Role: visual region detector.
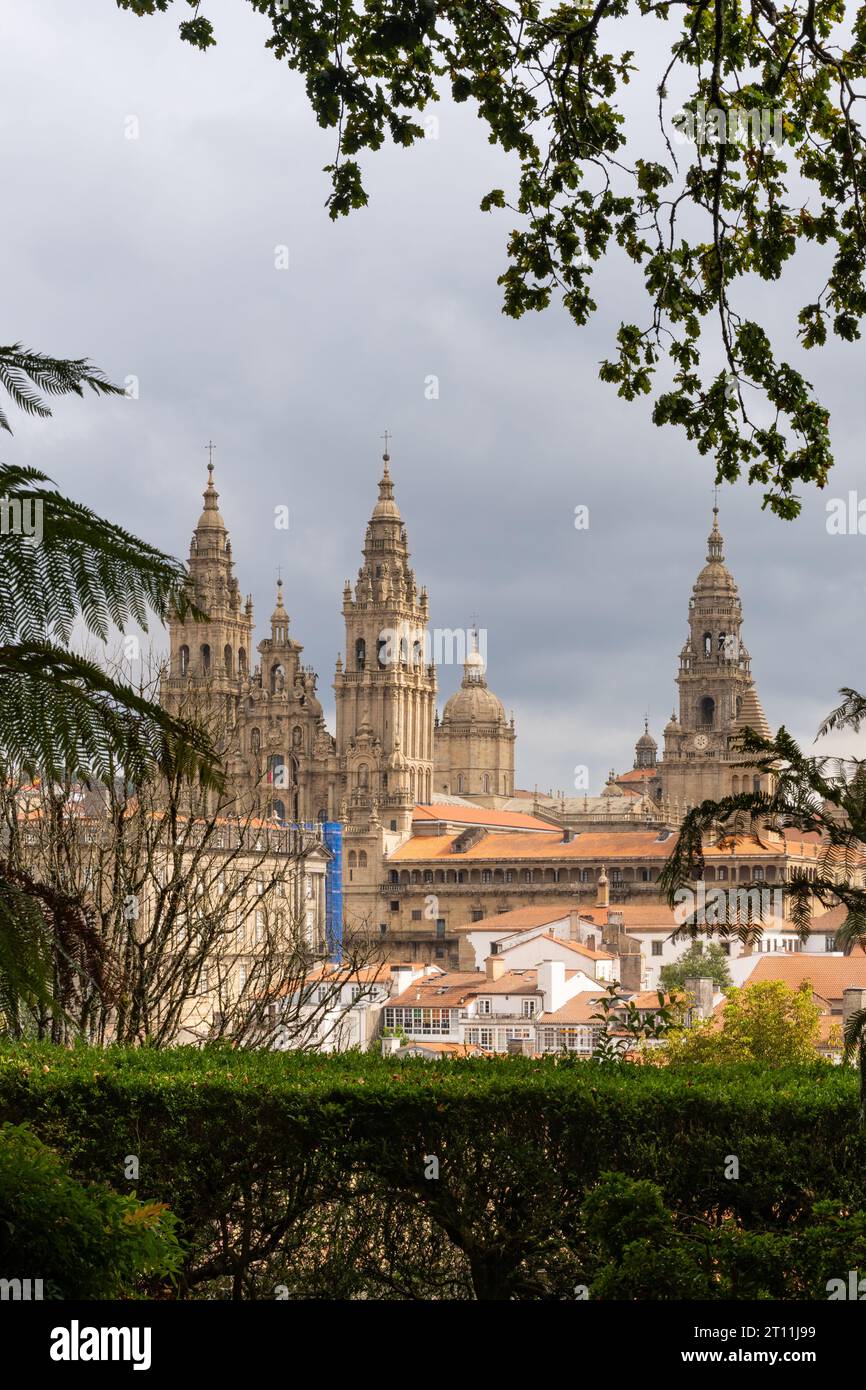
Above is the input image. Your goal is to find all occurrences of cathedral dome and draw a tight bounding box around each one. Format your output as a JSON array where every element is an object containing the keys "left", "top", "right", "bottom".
[
  {"left": 693, "top": 508, "right": 737, "bottom": 594},
  {"left": 442, "top": 679, "right": 505, "bottom": 725},
  {"left": 442, "top": 638, "right": 505, "bottom": 725},
  {"left": 371, "top": 455, "right": 401, "bottom": 520},
  {"left": 195, "top": 462, "right": 227, "bottom": 533}
]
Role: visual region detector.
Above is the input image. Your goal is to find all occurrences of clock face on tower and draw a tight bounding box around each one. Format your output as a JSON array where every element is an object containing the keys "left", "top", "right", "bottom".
[{"left": 693, "top": 733, "right": 709, "bottom": 750}]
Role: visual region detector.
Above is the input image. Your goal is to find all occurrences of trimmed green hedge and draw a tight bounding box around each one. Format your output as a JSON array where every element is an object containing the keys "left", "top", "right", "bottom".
[{"left": 0, "top": 1044, "right": 863, "bottom": 1300}]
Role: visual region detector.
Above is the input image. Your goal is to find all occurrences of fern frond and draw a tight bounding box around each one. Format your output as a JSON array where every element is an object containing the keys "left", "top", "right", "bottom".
[
  {"left": 0, "top": 343, "right": 124, "bottom": 434},
  {"left": 0, "top": 641, "right": 223, "bottom": 790}
]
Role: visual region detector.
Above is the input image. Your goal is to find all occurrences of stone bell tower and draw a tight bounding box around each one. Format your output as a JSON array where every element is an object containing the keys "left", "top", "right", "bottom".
[
  {"left": 659, "top": 506, "right": 772, "bottom": 809},
  {"left": 334, "top": 447, "right": 437, "bottom": 826},
  {"left": 162, "top": 455, "right": 254, "bottom": 729}
]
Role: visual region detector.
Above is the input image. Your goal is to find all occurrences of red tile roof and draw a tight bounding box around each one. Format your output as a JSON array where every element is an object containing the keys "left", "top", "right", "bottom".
[
  {"left": 413, "top": 804, "right": 554, "bottom": 831},
  {"left": 746, "top": 955, "right": 866, "bottom": 999},
  {"left": 452, "top": 906, "right": 573, "bottom": 933},
  {"left": 389, "top": 828, "right": 807, "bottom": 863}
]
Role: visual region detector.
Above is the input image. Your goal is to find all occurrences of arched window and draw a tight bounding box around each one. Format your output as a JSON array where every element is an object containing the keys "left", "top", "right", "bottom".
[
  {"left": 457, "top": 774, "right": 464, "bottom": 794},
  {"left": 358, "top": 851, "right": 368, "bottom": 868},
  {"left": 482, "top": 773, "right": 490, "bottom": 794},
  {"left": 224, "top": 644, "right": 232, "bottom": 675},
  {"left": 718, "top": 632, "right": 727, "bottom": 654},
  {"left": 274, "top": 799, "right": 286, "bottom": 822},
  {"left": 238, "top": 648, "right": 246, "bottom": 675},
  {"left": 356, "top": 638, "right": 365, "bottom": 671},
  {"left": 179, "top": 644, "right": 189, "bottom": 677},
  {"left": 736, "top": 695, "right": 743, "bottom": 718},
  {"left": 700, "top": 696, "right": 715, "bottom": 726},
  {"left": 377, "top": 638, "right": 388, "bottom": 668},
  {"left": 703, "top": 632, "right": 712, "bottom": 656},
  {"left": 412, "top": 639, "right": 422, "bottom": 666},
  {"left": 200, "top": 643, "right": 211, "bottom": 674},
  {"left": 348, "top": 850, "right": 357, "bottom": 868},
  {"left": 250, "top": 728, "right": 261, "bottom": 755}
]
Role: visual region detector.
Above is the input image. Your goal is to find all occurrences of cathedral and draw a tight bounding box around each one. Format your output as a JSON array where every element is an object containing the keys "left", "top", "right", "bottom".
[
  {"left": 161, "top": 448, "right": 515, "bottom": 832},
  {"left": 161, "top": 452, "right": 773, "bottom": 951}
]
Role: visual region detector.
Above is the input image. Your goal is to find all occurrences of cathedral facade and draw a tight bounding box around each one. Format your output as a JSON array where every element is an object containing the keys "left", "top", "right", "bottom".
[{"left": 161, "top": 451, "right": 515, "bottom": 841}]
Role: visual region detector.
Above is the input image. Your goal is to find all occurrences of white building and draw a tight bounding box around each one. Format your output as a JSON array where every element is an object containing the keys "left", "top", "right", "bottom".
[{"left": 273, "top": 961, "right": 425, "bottom": 1051}]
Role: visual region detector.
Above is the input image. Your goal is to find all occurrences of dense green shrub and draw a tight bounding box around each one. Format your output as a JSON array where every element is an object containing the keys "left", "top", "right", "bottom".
[
  {"left": 0, "top": 1044, "right": 862, "bottom": 1300},
  {"left": 0, "top": 1120, "right": 181, "bottom": 1298}
]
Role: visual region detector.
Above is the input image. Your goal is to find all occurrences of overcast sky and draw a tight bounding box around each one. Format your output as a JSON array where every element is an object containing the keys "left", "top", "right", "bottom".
[{"left": 3, "top": 0, "right": 865, "bottom": 793}]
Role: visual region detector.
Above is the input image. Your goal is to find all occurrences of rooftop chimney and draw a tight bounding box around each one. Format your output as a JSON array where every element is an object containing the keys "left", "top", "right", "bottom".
[
  {"left": 596, "top": 866, "right": 609, "bottom": 910},
  {"left": 485, "top": 955, "right": 506, "bottom": 981},
  {"left": 684, "top": 976, "right": 715, "bottom": 1021},
  {"left": 537, "top": 959, "right": 567, "bottom": 1014},
  {"left": 843, "top": 986, "right": 866, "bottom": 1029}
]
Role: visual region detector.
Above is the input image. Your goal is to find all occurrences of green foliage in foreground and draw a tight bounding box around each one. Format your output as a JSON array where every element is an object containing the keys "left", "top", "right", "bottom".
[
  {"left": 1, "top": 1044, "right": 863, "bottom": 1300},
  {"left": 0, "top": 1120, "right": 181, "bottom": 1298}
]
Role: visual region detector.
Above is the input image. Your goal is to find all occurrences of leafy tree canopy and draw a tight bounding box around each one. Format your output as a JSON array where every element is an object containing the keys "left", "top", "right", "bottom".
[
  {"left": 117, "top": 0, "right": 866, "bottom": 516},
  {"left": 665, "top": 978, "right": 822, "bottom": 1063},
  {"left": 660, "top": 939, "right": 733, "bottom": 991}
]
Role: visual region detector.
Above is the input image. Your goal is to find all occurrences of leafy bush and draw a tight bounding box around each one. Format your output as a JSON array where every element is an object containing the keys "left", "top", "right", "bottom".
[{"left": 0, "top": 1120, "right": 181, "bottom": 1298}]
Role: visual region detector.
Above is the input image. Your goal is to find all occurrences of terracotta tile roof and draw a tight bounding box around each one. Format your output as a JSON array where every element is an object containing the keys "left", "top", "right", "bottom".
[
  {"left": 413, "top": 804, "right": 554, "bottom": 831},
  {"left": 388, "top": 968, "right": 543, "bottom": 1008},
  {"left": 452, "top": 906, "right": 572, "bottom": 933},
  {"left": 579, "top": 904, "right": 679, "bottom": 930},
  {"left": 617, "top": 768, "right": 657, "bottom": 782},
  {"left": 537, "top": 932, "right": 615, "bottom": 961},
  {"left": 746, "top": 955, "right": 866, "bottom": 999},
  {"left": 475, "top": 971, "right": 541, "bottom": 995},
  {"left": 630, "top": 990, "right": 670, "bottom": 1009},
  {"left": 388, "top": 828, "right": 799, "bottom": 864},
  {"left": 537, "top": 994, "right": 607, "bottom": 1025},
  {"left": 806, "top": 904, "right": 854, "bottom": 933}
]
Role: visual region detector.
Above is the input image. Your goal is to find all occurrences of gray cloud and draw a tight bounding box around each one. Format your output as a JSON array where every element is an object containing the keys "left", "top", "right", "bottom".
[{"left": 3, "top": 0, "right": 865, "bottom": 794}]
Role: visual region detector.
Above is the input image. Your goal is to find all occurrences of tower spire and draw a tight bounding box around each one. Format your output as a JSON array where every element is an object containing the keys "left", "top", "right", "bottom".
[{"left": 707, "top": 498, "right": 724, "bottom": 562}]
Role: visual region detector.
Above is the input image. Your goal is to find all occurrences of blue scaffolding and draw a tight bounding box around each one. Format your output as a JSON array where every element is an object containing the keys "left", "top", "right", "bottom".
[{"left": 321, "top": 821, "right": 343, "bottom": 962}]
